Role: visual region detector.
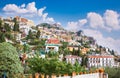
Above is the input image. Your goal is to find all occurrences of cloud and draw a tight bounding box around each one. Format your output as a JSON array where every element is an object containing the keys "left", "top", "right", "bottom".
[
  {"left": 21, "top": 4, "right": 25, "bottom": 8},
  {"left": 38, "top": 7, "right": 46, "bottom": 17},
  {"left": 66, "top": 10, "right": 120, "bottom": 32},
  {"left": 46, "top": 17, "right": 55, "bottom": 23},
  {"left": 26, "top": 2, "right": 37, "bottom": 13},
  {"left": 87, "top": 12, "right": 104, "bottom": 29},
  {"left": 104, "top": 10, "right": 120, "bottom": 30},
  {"left": 66, "top": 10, "right": 120, "bottom": 54},
  {"left": 78, "top": 19, "right": 87, "bottom": 26},
  {"left": 65, "top": 19, "right": 87, "bottom": 31},
  {"left": 83, "top": 29, "right": 120, "bottom": 54},
  {"left": 66, "top": 21, "right": 78, "bottom": 31},
  {"left": 2, "top": 2, "right": 55, "bottom": 23},
  {"left": 3, "top": 2, "right": 36, "bottom": 14}
]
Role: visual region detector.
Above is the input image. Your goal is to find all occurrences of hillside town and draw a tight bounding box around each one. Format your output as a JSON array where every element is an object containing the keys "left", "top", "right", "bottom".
[{"left": 0, "top": 16, "right": 120, "bottom": 78}]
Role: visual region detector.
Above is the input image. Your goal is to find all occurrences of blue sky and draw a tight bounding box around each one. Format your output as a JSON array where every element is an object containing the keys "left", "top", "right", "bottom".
[{"left": 0, "top": 0, "right": 120, "bottom": 54}]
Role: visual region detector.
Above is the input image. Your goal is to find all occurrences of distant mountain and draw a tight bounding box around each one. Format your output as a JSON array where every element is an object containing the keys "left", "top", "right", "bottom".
[{"left": 37, "top": 23, "right": 64, "bottom": 30}]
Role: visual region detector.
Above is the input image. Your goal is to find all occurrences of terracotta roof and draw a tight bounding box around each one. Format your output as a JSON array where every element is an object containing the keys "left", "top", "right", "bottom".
[
  {"left": 21, "top": 18, "right": 28, "bottom": 23},
  {"left": 65, "top": 55, "right": 81, "bottom": 59},
  {"left": 46, "top": 39, "right": 60, "bottom": 44},
  {"left": 88, "top": 55, "right": 114, "bottom": 58}
]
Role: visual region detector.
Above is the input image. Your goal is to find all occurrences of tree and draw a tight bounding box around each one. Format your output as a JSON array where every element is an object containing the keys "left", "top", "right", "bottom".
[
  {"left": 27, "top": 30, "right": 33, "bottom": 39},
  {"left": 27, "top": 57, "right": 74, "bottom": 75},
  {"left": 5, "top": 32, "right": 13, "bottom": 40},
  {"left": 73, "top": 61, "right": 81, "bottom": 73},
  {"left": 0, "top": 19, "right": 3, "bottom": 29},
  {"left": 36, "top": 30, "right": 40, "bottom": 39},
  {"left": 4, "top": 23, "right": 11, "bottom": 32},
  {"left": 13, "top": 18, "right": 19, "bottom": 32},
  {"left": 81, "top": 55, "right": 88, "bottom": 67},
  {"left": 0, "top": 32, "right": 5, "bottom": 43},
  {"left": 61, "top": 42, "right": 68, "bottom": 49},
  {"left": 105, "top": 67, "right": 120, "bottom": 78},
  {"left": 64, "top": 48, "right": 70, "bottom": 55},
  {"left": 0, "top": 42, "right": 23, "bottom": 77}
]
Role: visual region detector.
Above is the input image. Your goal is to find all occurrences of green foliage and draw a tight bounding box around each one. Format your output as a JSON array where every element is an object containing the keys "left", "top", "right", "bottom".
[
  {"left": 47, "top": 51, "right": 59, "bottom": 58},
  {"left": 64, "top": 48, "right": 71, "bottom": 55},
  {"left": 27, "top": 30, "right": 33, "bottom": 39},
  {"left": 36, "top": 30, "right": 40, "bottom": 39},
  {"left": 5, "top": 32, "right": 13, "bottom": 40},
  {"left": 13, "top": 18, "right": 19, "bottom": 31},
  {"left": 81, "top": 55, "right": 88, "bottom": 66},
  {"left": 105, "top": 67, "right": 120, "bottom": 78},
  {"left": 27, "top": 57, "right": 75, "bottom": 75},
  {"left": 4, "top": 23, "right": 11, "bottom": 32},
  {"left": 40, "top": 23, "right": 51, "bottom": 28},
  {"left": 0, "top": 32, "right": 6, "bottom": 43},
  {"left": 0, "top": 19, "right": 3, "bottom": 28},
  {"left": 23, "top": 43, "right": 30, "bottom": 53},
  {"left": 61, "top": 42, "right": 68, "bottom": 49},
  {"left": 73, "top": 61, "right": 81, "bottom": 73},
  {"left": 0, "top": 42, "right": 23, "bottom": 77},
  {"left": 28, "top": 39, "right": 45, "bottom": 47}
]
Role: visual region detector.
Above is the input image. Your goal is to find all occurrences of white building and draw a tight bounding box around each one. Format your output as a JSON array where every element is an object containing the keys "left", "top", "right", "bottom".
[
  {"left": 45, "top": 38, "right": 61, "bottom": 52},
  {"left": 65, "top": 55, "right": 82, "bottom": 65},
  {"left": 87, "top": 55, "right": 114, "bottom": 68},
  {"left": 19, "top": 25, "right": 31, "bottom": 35}
]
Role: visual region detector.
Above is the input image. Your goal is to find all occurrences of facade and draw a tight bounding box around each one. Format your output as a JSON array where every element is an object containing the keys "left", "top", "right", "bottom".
[
  {"left": 65, "top": 55, "right": 82, "bottom": 65},
  {"left": 45, "top": 38, "right": 61, "bottom": 52},
  {"left": 81, "top": 47, "right": 90, "bottom": 54},
  {"left": 67, "top": 46, "right": 78, "bottom": 52},
  {"left": 87, "top": 55, "right": 114, "bottom": 68}
]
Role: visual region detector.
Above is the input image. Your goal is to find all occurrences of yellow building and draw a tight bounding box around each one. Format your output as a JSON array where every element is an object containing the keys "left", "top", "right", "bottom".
[
  {"left": 81, "top": 47, "right": 90, "bottom": 54},
  {"left": 67, "top": 46, "right": 78, "bottom": 52}
]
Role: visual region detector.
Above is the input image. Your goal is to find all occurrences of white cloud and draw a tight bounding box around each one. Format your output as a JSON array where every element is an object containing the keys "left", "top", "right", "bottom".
[
  {"left": 66, "top": 21, "right": 78, "bottom": 31},
  {"left": 56, "top": 22, "right": 61, "bottom": 26},
  {"left": 26, "top": 2, "right": 37, "bottom": 13},
  {"left": 46, "top": 17, "right": 55, "bottom": 23},
  {"left": 83, "top": 29, "right": 120, "bottom": 54},
  {"left": 42, "top": 13, "right": 48, "bottom": 21},
  {"left": 66, "top": 10, "right": 120, "bottom": 53},
  {"left": 38, "top": 7, "right": 46, "bottom": 17},
  {"left": 104, "top": 10, "right": 120, "bottom": 30},
  {"left": 66, "top": 19, "right": 87, "bottom": 31},
  {"left": 66, "top": 10, "right": 120, "bottom": 32},
  {"left": 21, "top": 4, "right": 25, "bottom": 8},
  {"left": 87, "top": 12, "right": 106, "bottom": 30},
  {"left": 78, "top": 19, "right": 87, "bottom": 26},
  {"left": 2, "top": 2, "right": 55, "bottom": 24}
]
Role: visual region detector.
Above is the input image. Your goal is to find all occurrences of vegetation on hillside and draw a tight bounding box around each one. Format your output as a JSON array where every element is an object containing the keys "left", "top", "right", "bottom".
[
  {"left": 0, "top": 42, "right": 23, "bottom": 77},
  {"left": 105, "top": 67, "right": 120, "bottom": 78}
]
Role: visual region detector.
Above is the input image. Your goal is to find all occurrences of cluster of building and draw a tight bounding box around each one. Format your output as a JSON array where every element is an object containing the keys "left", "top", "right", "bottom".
[
  {"left": 0, "top": 16, "right": 36, "bottom": 41},
  {"left": 1, "top": 16, "right": 119, "bottom": 68},
  {"left": 43, "top": 38, "right": 119, "bottom": 68}
]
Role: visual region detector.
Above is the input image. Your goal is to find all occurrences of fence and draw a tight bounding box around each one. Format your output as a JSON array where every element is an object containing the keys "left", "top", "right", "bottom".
[
  {"left": 24, "top": 72, "right": 108, "bottom": 78},
  {"left": 57, "top": 73, "right": 100, "bottom": 78}
]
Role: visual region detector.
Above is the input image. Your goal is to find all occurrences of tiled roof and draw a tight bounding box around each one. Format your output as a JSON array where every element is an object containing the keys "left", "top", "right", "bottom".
[
  {"left": 88, "top": 55, "right": 114, "bottom": 58},
  {"left": 21, "top": 18, "right": 28, "bottom": 23},
  {"left": 46, "top": 38, "right": 60, "bottom": 44},
  {"left": 65, "top": 55, "right": 81, "bottom": 59}
]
